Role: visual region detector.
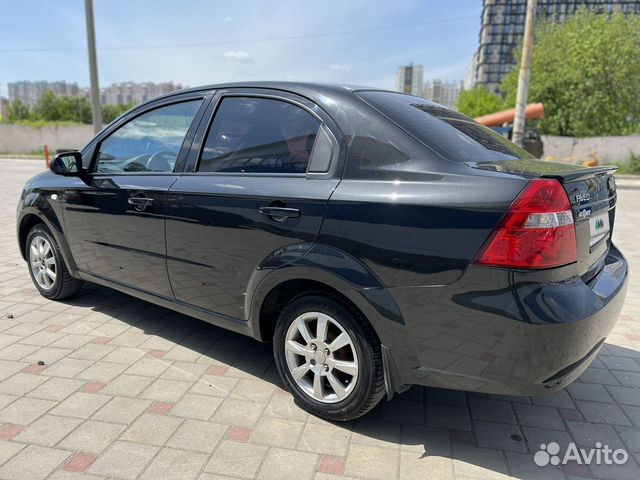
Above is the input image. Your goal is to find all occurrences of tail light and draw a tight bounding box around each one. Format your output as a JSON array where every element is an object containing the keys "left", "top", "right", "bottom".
[{"left": 474, "top": 179, "right": 577, "bottom": 269}]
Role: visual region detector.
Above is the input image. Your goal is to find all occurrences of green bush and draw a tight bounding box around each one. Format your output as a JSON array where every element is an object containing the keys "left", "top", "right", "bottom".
[
  {"left": 457, "top": 87, "right": 507, "bottom": 118},
  {"left": 9, "top": 119, "right": 83, "bottom": 128},
  {"left": 3, "top": 91, "right": 136, "bottom": 126},
  {"left": 616, "top": 154, "right": 640, "bottom": 175}
]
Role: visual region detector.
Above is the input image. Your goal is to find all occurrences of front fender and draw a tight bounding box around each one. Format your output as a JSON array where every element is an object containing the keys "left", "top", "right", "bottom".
[{"left": 17, "top": 198, "right": 78, "bottom": 275}]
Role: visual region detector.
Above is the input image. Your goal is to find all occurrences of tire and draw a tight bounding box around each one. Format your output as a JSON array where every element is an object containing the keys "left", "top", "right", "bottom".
[
  {"left": 25, "top": 224, "right": 83, "bottom": 300},
  {"left": 273, "top": 291, "right": 385, "bottom": 421}
]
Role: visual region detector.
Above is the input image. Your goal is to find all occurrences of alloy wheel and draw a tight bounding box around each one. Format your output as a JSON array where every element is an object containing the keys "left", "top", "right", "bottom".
[
  {"left": 29, "top": 236, "right": 56, "bottom": 290},
  {"left": 284, "top": 311, "right": 359, "bottom": 403}
]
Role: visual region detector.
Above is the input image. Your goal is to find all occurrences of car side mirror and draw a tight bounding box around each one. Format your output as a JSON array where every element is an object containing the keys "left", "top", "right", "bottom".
[{"left": 50, "top": 151, "right": 83, "bottom": 176}]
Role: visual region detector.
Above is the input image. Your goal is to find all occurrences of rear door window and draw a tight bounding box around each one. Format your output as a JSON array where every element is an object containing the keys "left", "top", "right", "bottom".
[
  {"left": 198, "top": 97, "right": 320, "bottom": 174},
  {"left": 356, "top": 91, "right": 534, "bottom": 163}
]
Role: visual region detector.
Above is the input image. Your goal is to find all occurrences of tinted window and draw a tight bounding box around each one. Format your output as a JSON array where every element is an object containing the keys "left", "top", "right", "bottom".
[
  {"left": 357, "top": 91, "right": 534, "bottom": 163},
  {"left": 95, "top": 100, "right": 202, "bottom": 173},
  {"left": 198, "top": 97, "right": 320, "bottom": 173}
]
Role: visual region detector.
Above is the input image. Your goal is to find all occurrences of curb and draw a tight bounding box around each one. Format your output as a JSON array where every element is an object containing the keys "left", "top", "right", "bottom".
[
  {"left": 615, "top": 175, "right": 640, "bottom": 189},
  {"left": 616, "top": 183, "right": 640, "bottom": 190}
]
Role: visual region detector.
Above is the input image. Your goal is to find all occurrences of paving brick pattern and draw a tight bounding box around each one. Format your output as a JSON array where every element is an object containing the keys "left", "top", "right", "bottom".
[{"left": 0, "top": 159, "right": 638, "bottom": 480}]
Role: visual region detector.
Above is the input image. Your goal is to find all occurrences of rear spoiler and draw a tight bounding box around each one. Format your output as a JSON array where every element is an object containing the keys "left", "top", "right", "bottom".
[
  {"left": 541, "top": 166, "right": 618, "bottom": 183},
  {"left": 466, "top": 160, "right": 618, "bottom": 183}
]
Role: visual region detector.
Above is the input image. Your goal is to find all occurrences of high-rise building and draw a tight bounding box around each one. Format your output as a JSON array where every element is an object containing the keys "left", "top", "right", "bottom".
[
  {"left": 95, "top": 82, "right": 184, "bottom": 106},
  {"left": 0, "top": 97, "right": 9, "bottom": 121},
  {"left": 8, "top": 81, "right": 80, "bottom": 107},
  {"left": 470, "top": 0, "right": 640, "bottom": 92},
  {"left": 424, "top": 80, "right": 462, "bottom": 109},
  {"left": 395, "top": 63, "right": 424, "bottom": 97},
  {"left": 464, "top": 53, "right": 479, "bottom": 91}
]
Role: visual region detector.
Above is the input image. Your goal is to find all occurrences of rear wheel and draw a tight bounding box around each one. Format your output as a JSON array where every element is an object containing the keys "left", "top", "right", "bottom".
[
  {"left": 26, "top": 224, "right": 83, "bottom": 300},
  {"left": 273, "top": 292, "right": 385, "bottom": 421}
]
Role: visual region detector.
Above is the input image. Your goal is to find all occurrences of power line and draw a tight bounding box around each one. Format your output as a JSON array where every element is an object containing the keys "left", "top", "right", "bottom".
[{"left": 0, "top": 15, "right": 477, "bottom": 53}]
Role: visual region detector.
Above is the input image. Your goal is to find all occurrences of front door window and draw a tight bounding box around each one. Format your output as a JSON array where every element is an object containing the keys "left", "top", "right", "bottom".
[{"left": 96, "top": 100, "right": 202, "bottom": 173}]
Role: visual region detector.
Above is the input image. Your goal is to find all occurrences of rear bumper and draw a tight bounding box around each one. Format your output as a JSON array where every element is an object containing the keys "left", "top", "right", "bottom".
[{"left": 381, "top": 244, "right": 628, "bottom": 396}]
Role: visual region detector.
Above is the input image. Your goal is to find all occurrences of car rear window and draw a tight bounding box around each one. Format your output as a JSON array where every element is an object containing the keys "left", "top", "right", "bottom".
[{"left": 356, "top": 91, "right": 534, "bottom": 163}]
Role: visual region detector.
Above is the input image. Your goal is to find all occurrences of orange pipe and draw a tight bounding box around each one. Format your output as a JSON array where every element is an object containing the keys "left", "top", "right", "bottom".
[
  {"left": 475, "top": 103, "right": 544, "bottom": 127},
  {"left": 44, "top": 145, "right": 50, "bottom": 168}
]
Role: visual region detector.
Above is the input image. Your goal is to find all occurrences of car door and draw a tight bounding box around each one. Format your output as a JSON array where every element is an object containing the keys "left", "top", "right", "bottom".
[
  {"left": 165, "top": 90, "right": 340, "bottom": 319},
  {"left": 63, "top": 95, "right": 208, "bottom": 297}
]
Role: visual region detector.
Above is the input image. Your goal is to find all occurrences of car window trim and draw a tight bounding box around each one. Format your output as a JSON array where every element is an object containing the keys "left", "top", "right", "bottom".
[
  {"left": 191, "top": 92, "right": 334, "bottom": 177},
  {"left": 87, "top": 94, "right": 211, "bottom": 175},
  {"left": 179, "top": 171, "right": 306, "bottom": 178}
]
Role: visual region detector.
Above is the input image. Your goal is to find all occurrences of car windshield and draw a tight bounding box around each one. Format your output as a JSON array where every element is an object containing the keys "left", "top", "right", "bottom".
[{"left": 356, "top": 91, "right": 534, "bottom": 163}]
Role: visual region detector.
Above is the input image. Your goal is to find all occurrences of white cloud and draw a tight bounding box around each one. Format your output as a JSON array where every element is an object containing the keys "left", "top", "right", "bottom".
[
  {"left": 329, "top": 63, "right": 352, "bottom": 72},
  {"left": 221, "top": 51, "right": 253, "bottom": 63},
  {"left": 223, "top": 16, "right": 233, "bottom": 23}
]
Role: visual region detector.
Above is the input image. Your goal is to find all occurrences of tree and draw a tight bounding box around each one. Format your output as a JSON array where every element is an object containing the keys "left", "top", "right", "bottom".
[
  {"left": 34, "top": 90, "right": 60, "bottom": 121},
  {"left": 7, "top": 98, "right": 30, "bottom": 121},
  {"left": 57, "top": 96, "right": 92, "bottom": 123},
  {"left": 102, "top": 103, "right": 135, "bottom": 124},
  {"left": 457, "top": 87, "right": 506, "bottom": 118},
  {"left": 501, "top": 10, "right": 640, "bottom": 137},
  {"left": 4, "top": 92, "right": 134, "bottom": 124}
]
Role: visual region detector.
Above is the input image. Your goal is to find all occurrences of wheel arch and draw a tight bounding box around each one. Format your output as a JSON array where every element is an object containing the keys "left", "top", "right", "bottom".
[
  {"left": 18, "top": 207, "right": 78, "bottom": 274},
  {"left": 18, "top": 213, "right": 43, "bottom": 260},
  {"left": 256, "top": 278, "right": 362, "bottom": 343},
  {"left": 248, "top": 263, "right": 405, "bottom": 345}
]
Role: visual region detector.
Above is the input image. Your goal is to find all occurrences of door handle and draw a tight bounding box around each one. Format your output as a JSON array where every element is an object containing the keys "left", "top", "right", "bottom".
[
  {"left": 128, "top": 197, "right": 154, "bottom": 206},
  {"left": 128, "top": 196, "right": 154, "bottom": 212},
  {"left": 259, "top": 206, "right": 301, "bottom": 221}
]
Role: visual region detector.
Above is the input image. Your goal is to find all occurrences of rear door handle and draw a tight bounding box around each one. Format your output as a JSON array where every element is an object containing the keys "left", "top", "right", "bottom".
[
  {"left": 128, "top": 196, "right": 154, "bottom": 211},
  {"left": 128, "top": 197, "right": 154, "bottom": 206},
  {"left": 259, "top": 206, "right": 301, "bottom": 221}
]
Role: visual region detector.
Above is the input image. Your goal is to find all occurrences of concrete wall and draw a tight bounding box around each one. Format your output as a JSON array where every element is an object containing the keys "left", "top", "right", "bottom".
[
  {"left": 542, "top": 134, "right": 640, "bottom": 164},
  {"left": 0, "top": 124, "right": 94, "bottom": 153},
  {"left": 1, "top": 124, "right": 639, "bottom": 164}
]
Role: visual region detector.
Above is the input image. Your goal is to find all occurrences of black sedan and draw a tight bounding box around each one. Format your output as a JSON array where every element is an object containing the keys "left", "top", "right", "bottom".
[{"left": 17, "top": 82, "right": 627, "bottom": 421}]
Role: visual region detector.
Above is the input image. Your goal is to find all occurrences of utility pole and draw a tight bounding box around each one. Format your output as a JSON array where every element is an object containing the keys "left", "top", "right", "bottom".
[
  {"left": 512, "top": 0, "right": 537, "bottom": 148},
  {"left": 85, "top": 0, "right": 102, "bottom": 133}
]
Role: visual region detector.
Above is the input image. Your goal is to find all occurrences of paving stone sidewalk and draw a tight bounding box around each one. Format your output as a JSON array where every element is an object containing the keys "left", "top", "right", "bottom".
[{"left": 0, "top": 158, "right": 638, "bottom": 480}]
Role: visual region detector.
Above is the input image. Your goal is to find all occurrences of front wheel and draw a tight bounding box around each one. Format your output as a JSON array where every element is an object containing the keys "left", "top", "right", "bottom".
[
  {"left": 26, "top": 224, "right": 83, "bottom": 300},
  {"left": 273, "top": 292, "right": 385, "bottom": 421}
]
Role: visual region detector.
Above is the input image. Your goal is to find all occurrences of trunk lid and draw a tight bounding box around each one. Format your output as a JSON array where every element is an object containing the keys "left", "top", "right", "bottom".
[{"left": 468, "top": 159, "right": 617, "bottom": 279}]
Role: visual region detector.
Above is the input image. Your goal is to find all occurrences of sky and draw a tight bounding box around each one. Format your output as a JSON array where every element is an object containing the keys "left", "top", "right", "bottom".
[{"left": 0, "top": 0, "right": 482, "bottom": 91}]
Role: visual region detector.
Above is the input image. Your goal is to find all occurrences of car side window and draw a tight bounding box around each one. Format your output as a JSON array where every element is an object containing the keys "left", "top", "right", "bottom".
[
  {"left": 95, "top": 100, "right": 202, "bottom": 174},
  {"left": 198, "top": 97, "right": 320, "bottom": 174}
]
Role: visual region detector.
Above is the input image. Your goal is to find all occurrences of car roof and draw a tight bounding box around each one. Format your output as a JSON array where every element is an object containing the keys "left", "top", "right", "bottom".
[{"left": 148, "top": 81, "right": 396, "bottom": 107}]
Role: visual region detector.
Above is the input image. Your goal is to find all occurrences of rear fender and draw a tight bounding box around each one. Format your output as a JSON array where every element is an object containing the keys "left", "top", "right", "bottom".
[{"left": 246, "top": 243, "right": 405, "bottom": 344}]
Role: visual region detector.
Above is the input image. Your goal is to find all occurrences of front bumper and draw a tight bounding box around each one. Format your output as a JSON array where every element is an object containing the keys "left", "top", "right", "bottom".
[{"left": 382, "top": 244, "right": 628, "bottom": 396}]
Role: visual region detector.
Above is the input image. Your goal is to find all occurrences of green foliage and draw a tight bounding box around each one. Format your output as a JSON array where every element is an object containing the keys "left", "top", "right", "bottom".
[
  {"left": 456, "top": 87, "right": 506, "bottom": 118},
  {"left": 58, "top": 96, "right": 92, "bottom": 123},
  {"left": 3, "top": 91, "right": 134, "bottom": 125},
  {"left": 501, "top": 10, "right": 640, "bottom": 137},
  {"left": 616, "top": 154, "right": 640, "bottom": 175},
  {"left": 34, "top": 91, "right": 92, "bottom": 123},
  {"left": 7, "top": 98, "right": 30, "bottom": 121},
  {"left": 9, "top": 119, "right": 82, "bottom": 128},
  {"left": 102, "top": 103, "right": 135, "bottom": 124},
  {"left": 34, "top": 91, "right": 59, "bottom": 120}
]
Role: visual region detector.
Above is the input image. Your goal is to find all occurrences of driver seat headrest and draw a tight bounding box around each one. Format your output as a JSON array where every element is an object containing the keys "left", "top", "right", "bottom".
[{"left": 147, "top": 154, "right": 171, "bottom": 172}]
